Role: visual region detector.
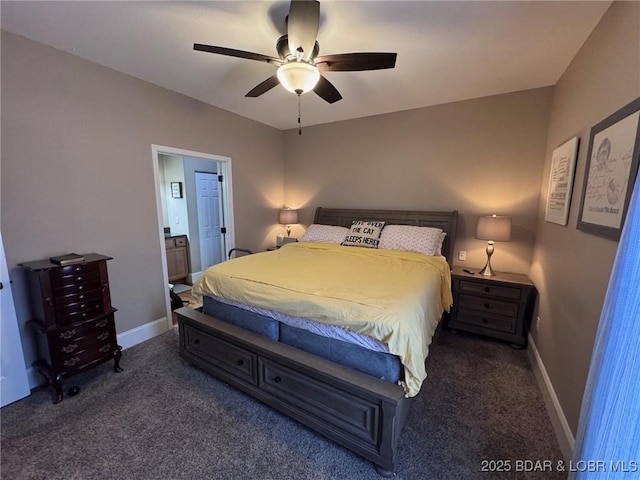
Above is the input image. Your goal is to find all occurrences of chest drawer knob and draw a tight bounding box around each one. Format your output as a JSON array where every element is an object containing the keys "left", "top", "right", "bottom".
[
  {"left": 482, "top": 318, "right": 489, "bottom": 324},
  {"left": 59, "top": 329, "right": 77, "bottom": 339},
  {"left": 484, "top": 286, "right": 491, "bottom": 292},
  {"left": 236, "top": 359, "right": 244, "bottom": 366},
  {"left": 99, "top": 343, "right": 111, "bottom": 353},
  {"left": 194, "top": 338, "right": 200, "bottom": 345},
  {"left": 97, "top": 332, "right": 109, "bottom": 341},
  {"left": 63, "top": 356, "right": 81, "bottom": 367},
  {"left": 484, "top": 302, "right": 491, "bottom": 309},
  {"left": 61, "top": 343, "right": 79, "bottom": 353},
  {"left": 76, "top": 276, "right": 83, "bottom": 281},
  {"left": 274, "top": 376, "right": 282, "bottom": 383},
  {"left": 96, "top": 319, "right": 108, "bottom": 328}
]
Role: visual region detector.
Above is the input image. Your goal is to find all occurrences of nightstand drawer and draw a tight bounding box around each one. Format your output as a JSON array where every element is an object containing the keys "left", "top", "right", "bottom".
[
  {"left": 458, "top": 294, "right": 519, "bottom": 317},
  {"left": 457, "top": 309, "right": 516, "bottom": 334},
  {"left": 458, "top": 280, "right": 521, "bottom": 300}
]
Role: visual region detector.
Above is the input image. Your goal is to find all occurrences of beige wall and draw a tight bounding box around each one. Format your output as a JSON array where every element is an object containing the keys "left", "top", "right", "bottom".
[
  {"left": 531, "top": 1, "right": 640, "bottom": 435},
  {"left": 283, "top": 88, "right": 553, "bottom": 274},
  {"left": 1, "top": 32, "right": 284, "bottom": 364}
]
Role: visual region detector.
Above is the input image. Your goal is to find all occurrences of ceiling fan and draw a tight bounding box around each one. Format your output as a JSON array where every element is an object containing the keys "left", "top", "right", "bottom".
[{"left": 193, "top": 0, "right": 397, "bottom": 105}]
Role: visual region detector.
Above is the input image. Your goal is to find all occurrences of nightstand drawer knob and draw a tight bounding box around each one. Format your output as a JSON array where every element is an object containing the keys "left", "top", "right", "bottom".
[
  {"left": 484, "top": 287, "right": 491, "bottom": 293},
  {"left": 274, "top": 376, "right": 282, "bottom": 383},
  {"left": 482, "top": 318, "right": 489, "bottom": 324},
  {"left": 484, "top": 303, "right": 491, "bottom": 309},
  {"left": 194, "top": 339, "right": 200, "bottom": 345},
  {"left": 236, "top": 359, "right": 244, "bottom": 366}
]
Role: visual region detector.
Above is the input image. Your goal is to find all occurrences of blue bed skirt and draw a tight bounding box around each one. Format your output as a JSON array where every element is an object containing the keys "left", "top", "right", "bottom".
[{"left": 202, "top": 296, "right": 403, "bottom": 384}]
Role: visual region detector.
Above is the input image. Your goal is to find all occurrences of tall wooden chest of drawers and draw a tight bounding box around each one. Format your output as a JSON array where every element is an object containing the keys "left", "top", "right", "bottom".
[
  {"left": 449, "top": 267, "right": 536, "bottom": 347},
  {"left": 21, "top": 253, "right": 122, "bottom": 403}
]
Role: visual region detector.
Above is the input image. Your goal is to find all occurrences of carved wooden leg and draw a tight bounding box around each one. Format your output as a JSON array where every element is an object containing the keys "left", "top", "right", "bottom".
[
  {"left": 374, "top": 464, "right": 396, "bottom": 478},
  {"left": 113, "top": 347, "right": 123, "bottom": 373},
  {"left": 52, "top": 374, "right": 64, "bottom": 404},
  {"left": 35, "top": 360, "right": 64, "bottom": 404}
]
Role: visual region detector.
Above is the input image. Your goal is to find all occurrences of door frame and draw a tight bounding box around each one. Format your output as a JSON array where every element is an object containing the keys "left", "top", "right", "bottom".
[{"left": 151, "top": 144, "right": 235, "bottom": 330}]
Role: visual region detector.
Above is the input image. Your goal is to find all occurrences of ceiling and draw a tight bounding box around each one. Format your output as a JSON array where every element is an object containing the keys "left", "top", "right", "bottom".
[{"left": 1, "top": 1, "right": 612, "bottom": 130}]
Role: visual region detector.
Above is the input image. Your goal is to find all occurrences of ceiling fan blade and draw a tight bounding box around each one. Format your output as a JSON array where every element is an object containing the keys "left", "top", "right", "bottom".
[
  {"left": 194, "top": 44, "right": 280, "bottom": 64},
  {"left": 315, "top": 53, "right": 397, "bottom": 72},
  {"left": 245, "top": 75, "right": 280, "bottom": 98},
  {"left": 287, "top": 0, "right": 320, "bottom": 60},
  {"left": 313, "top": 75, "right": 342, "bottom": 104}
]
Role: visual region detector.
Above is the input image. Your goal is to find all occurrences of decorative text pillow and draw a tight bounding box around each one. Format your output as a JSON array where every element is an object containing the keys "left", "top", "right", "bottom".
[
  {"left": 300, "top": 224, "right": 350, "bottom": 244},
  {"left": 342, "top": 221, "right": 385, "bottom": 248},
  {"left": 379, "top": 225, "right": 444, "bottom": 256}
]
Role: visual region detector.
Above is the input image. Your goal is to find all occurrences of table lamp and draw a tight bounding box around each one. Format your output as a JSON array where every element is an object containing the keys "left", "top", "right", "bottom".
[
  {"left": 278, "top": 208, "right": 299, "bottom": 237},
  {"left": 476, "top": 215, "right": 512, "bottom": 276}
]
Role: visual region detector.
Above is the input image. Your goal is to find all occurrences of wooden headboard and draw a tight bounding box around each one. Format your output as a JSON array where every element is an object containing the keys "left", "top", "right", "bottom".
[{"left": 314, "top": 207, "right": 459, "bottom": 269}]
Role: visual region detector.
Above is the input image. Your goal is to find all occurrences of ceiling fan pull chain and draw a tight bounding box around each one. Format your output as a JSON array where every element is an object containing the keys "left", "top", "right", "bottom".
[{"left": 298, "top": 93, "right": 302, "bottom": 135}]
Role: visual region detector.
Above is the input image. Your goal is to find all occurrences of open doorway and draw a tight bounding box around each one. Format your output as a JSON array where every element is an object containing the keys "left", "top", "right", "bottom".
[{"left": 151, "top": 145, "right": 235, "bottom": 329}]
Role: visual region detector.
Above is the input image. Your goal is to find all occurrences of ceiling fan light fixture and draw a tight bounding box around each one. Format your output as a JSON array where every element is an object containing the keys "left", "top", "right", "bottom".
[{"left": 277, "top": 61, "right": 320, "bottom": 95}]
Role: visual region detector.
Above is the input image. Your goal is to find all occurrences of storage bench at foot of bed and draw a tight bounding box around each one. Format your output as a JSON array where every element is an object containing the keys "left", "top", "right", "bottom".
[{"left": 177, "top": 307, "right": 412, "bottom": 477}]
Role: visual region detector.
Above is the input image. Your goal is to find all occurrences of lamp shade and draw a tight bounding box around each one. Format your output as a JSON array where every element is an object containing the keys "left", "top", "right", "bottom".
[
  {"left": 277, "top": 62, "right": 320, "bottom": 94},
  {"left": 278, "top": 208, "right": 299, "bottom": 225},
  {"left": 476, "top": 215, "right": 512, "bottom": 242}
]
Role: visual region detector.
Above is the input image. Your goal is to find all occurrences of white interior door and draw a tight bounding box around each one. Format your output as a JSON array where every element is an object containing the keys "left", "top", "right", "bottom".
[
  {"left": 195, "top": 172, "right": 224, "bottom": 270},
  {"left": 0, "top": 231, "right": 31, "bottom": 406}
]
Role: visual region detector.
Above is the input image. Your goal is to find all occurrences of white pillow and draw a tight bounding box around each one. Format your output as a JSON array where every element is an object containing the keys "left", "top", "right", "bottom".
[
  {"left": 435, "top": 232, "right": 447, "bottom": 256},
  {"left": 342, "top": 221, "right": 385, "bottom": 248},
  {"left": 379, "top": 225, "right": 444, "bottom": 256},
  {"left": 300, "top": 224, "right": 349, "bottom": 244}
]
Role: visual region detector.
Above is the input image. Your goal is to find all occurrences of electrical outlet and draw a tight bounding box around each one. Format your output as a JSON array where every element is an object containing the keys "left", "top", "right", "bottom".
[{"left": 458, "top": 250, "right": 467, "bottom": 261}]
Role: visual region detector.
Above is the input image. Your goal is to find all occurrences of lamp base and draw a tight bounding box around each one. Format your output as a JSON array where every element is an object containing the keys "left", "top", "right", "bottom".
[
  {"left": 478, "top": 261, "right": 496, "bottom": 277},
  {"left": 479, "top": 241, "right": 496, "bottom": 276}
]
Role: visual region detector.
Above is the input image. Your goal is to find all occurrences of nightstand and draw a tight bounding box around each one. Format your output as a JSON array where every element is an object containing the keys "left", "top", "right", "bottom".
[{"left": 448, "top": 267, "right": 537, "bottom": 347}]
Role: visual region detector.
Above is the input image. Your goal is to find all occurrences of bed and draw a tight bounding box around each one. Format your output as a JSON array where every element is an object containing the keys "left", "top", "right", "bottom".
[{"left": 177, "top": 207, "right": 458, "bottom": 476}]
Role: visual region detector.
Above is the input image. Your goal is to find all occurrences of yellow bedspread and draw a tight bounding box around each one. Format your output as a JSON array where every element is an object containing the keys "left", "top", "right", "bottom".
[{"left": 192, "top": 242, "right": 452, "bottom": 396}]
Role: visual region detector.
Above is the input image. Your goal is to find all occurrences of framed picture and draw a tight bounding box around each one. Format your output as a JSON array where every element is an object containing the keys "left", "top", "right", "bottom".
[
  {"left": 545, "top": 136, "right": 579, "bottom": 225},
  {"left": 577, "top": 99, "right": 640, "bottom": 240},
  {"left": 170, "top": 182, "right": 183, "bottom": 199}
]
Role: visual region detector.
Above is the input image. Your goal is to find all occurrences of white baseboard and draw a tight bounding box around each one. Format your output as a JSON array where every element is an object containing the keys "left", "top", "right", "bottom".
[
  {"left": 527, "top": 333, "right": 575, "bottom": 462},
  {"left": 189, "top": 271, "right": 202, "bottom": 284},
  {"left": 27, "top": 317, "right": 171, "bottom": 389},
  {"left": 117, "top": 317, "right": 170, "bottom": 350}
]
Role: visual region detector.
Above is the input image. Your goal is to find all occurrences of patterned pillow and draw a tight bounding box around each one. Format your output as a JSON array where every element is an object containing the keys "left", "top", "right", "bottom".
[
  {"left": 341, "top": 221, "right": 385, "bottom": 248},
  {"left": 435, "top": 232, "right": 447, "bottom": 256},
  {"left": 300, "top": 224, "right": 350, "bottom": 244},
  {"left": 379, "top": 225, "right": 444, "bottom": 256}
]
